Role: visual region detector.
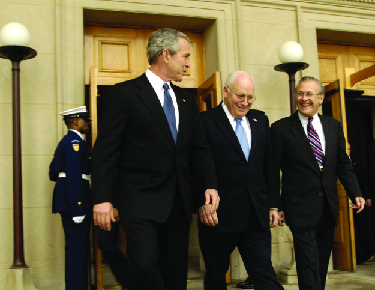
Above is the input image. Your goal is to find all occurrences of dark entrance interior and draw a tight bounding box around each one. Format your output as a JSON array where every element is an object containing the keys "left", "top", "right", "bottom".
[{"left": 323, "top": 89, "right": 375, "bottom": 261}]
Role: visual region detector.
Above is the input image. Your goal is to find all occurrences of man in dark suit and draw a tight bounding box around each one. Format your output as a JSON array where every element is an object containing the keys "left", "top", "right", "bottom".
[
  {"left": 91, "top": 28, "right": 219, "bottom": 290},
  {"left": 49, "top": 106, "right": 92, "bottom": 290},
  {"left": 198, "top": 71, "right": 283, "bottom": 290},
  {"left": 271, "top": 76, "right": 365, "bottom": 290}
]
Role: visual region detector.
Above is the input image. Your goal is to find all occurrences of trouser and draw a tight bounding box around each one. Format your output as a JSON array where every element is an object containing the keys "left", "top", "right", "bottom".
[
  {"left": 61, "top": 212, "right": 91, "bottom": 290},
  {"left": 121, "top": 191, "right": 190, "bottom": 290},
  {"left": 98, "top": 221, "right": 128, "bottom": 288},
  {"left": 199, "top": 203, "right": 283, "bottom": 290},
  {"left": 289, "top": 196, "right": 335, "bottom": 290}
]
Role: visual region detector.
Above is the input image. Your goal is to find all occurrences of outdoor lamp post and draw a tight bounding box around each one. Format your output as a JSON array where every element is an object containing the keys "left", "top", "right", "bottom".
[
  {"left": 0, "top": 22, "right": 37, "bottom": 289},
  {"left": 274, "top": 41, "right": 309, "bottom": 114},
  {"left": 274, "top": 41, "right": 309, "bottom": 285}
]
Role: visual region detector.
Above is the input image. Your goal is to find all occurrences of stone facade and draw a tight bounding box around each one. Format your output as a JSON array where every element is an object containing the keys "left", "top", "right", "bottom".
[{"left": 0, "top": 0, "right": 374, "bottom": 288}]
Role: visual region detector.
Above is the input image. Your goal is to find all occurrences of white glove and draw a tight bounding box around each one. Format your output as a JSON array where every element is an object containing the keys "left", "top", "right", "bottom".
[{"left": 72, "top": 215, "right": 86, "bottom": 223}]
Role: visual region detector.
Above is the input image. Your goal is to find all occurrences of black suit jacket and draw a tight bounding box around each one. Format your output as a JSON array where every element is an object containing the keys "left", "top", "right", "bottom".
[
  {"left": 198, "top": 104, "right": 280, "bottom": 233},
  {"left": 91, "top": 73, "right": 217, "bottom": 223},
  {"left": 271, "top": 111, "right": 362, "bottom": 228}
]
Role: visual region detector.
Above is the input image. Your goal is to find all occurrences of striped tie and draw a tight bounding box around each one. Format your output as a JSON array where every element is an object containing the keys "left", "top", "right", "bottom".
[{"left": 308, "top": 117, "right": 324, "bottom": 171}]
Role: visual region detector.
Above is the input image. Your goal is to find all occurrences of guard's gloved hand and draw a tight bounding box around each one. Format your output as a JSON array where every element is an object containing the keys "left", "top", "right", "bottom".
[{"left": 72, "top": 215, "right": 86, "bottom": 223}]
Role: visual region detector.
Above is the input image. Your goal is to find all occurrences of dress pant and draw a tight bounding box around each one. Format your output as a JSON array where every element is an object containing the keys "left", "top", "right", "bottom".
[
  {"left": 121, "top": 190, "right": 190, "bottom": 290},
  {"left": 289, "top": 195, "right": 336, "bottom": 290},
  {"left": 199, "top": 203, "right": 283, "bottom": 290},
  {"left": 98, "top": 221, "right": 128, "bottom": 288},
  {"left": 61, "top": 212, "right": 91, "bottom": 290}
]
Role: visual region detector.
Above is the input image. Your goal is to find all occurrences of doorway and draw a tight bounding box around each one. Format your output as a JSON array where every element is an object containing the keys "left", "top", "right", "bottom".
[
  {"left": 318, "top": 39, "right": 375, "bottom": 270},
  {"left": 84, "top": 15, "right": 217, "bottom": 287}
]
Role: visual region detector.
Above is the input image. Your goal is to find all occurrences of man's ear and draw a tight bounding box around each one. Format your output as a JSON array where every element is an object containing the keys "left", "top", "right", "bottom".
[
  {"left": 319, "top": 94, "right": 325, "bottom": 105},
  {"left": 162, "top": 49, "right": 170, "bottom": 63},
  {"left": 73, "top": 118, "right": 80, "bottom": 126}
]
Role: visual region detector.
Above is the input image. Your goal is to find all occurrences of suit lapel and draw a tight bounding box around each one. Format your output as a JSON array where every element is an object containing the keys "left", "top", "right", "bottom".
[
  {"left": 214, "top": 104, "right": 247, "bottom": 160},
  {"left": 172, "top": 83, "right": 187, "bottom": 147},
  {"left": 319, "top": 114, "right": 332, "bottom": 171},
  {"left": 136, "top": 74, "right": 175, "bottom": 146},
  {"left": 247, "top": 111, "right": 258, "bottom": 164},
  {"left": 290, "top": 112, "right": 321, "bottom": 171}
]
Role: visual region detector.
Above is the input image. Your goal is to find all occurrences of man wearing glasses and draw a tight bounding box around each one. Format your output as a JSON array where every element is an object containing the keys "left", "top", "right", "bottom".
[
  {"left": 271, "top": 76, "right": 365, "bottom": 290},
  {"left": 198, "top": 71, "right": 283, "bottom": 290}
]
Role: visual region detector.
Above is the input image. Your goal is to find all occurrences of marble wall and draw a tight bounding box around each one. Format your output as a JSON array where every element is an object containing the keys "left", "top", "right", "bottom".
[{"left": 0, "top": 0, "right": 374, "bottom": 288}]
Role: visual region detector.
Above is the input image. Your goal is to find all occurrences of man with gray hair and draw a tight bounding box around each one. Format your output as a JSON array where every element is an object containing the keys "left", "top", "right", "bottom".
[
  {"left": 198, "top": 71, "right": 283, "bottom": 290},
  {"left": 91, "top": 28, "right": 219, "bottom": 290},
  {"left": 271, "top": 76, "right": 365, "bottom": 290}
]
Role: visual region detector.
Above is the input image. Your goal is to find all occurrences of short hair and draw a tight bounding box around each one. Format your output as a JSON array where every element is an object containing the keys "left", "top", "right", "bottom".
[
  {"left": 147, "top": 28, "right": 190, "bottom": 65},
  {"left": 64, "top": 117, "right": 79, "bottom": 128},
  {"left": 224, "top": 71, "right": 255, "bottom": 88},
  {"left": 296, "top": 76, "right": 325, "bottom": 96}
]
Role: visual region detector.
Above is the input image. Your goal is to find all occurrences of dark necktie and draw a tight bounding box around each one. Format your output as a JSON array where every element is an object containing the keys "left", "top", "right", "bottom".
[
  {"left": 307, "top": 117, "right": 324, "bottom": 171},
  {"left": 163, "top": 83, "right": 177, "bottom": 143},
  {"left": 235, "top": 118, "right": 250, "bottom": 160}
]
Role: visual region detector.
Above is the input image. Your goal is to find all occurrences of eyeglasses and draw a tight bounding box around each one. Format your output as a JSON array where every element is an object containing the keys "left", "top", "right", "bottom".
[
  {"left": 297, "top": 91, "right": 321, "bottom": 97},
  {"left": 227, "top": 87, "right": 256, "bottom": 102}
]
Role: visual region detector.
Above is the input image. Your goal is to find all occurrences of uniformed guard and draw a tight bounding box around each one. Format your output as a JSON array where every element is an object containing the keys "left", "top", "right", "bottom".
[{"left": 49, "top": 106, "right": 92, "bottom": 290}]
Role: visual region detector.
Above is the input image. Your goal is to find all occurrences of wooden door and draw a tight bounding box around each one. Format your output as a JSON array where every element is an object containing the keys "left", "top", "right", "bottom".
[
  {"left": 88, "top": 67, "right": 104, "bottom": 290},
  {"left": 84, "top": 26, "right": 206, "bottom": 88},
  {"left": 318, "top": 43, "right": 375, "bottom": 95},
  {"left": 318, "top": 42, "right": 375, "bottom": 271},
  {"left": 197, "top": 71, "right": 222, "bottom": 112},
  {"left": 323, "top": 80, "right": 356, "bottom": 271},
  {"left": 86, "top": 26, "right": 208, "bottom": 288}
]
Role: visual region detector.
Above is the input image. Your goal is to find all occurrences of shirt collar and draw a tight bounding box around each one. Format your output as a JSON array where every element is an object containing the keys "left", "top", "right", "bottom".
[
  {"left": 298, "top": 111, "right": 319, "bottom": 122},
  {"left": 146, "top": 69, "right": 170, "bottom": 92},
  {"left": 69, "top": 129, "right": 84, "bottom": 140},
  {"left": 221, "top": 102, "right": 246, "bottom": 122}
]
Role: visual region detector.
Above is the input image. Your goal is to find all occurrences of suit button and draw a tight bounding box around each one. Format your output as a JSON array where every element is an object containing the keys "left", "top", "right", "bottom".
[
  {"left": 172, "top": 175, "right": 176, "bottom": 180},
  {"left": 319, "top": 192, "right": 323, "bottom": 196}
]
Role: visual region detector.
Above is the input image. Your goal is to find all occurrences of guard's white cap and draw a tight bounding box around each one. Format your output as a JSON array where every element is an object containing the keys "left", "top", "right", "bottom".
[{"left": 59, "top": 106, "right": 91, "bottom": 121}]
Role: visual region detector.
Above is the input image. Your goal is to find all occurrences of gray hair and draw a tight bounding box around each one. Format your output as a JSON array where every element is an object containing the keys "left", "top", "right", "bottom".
[
  {"left": 224, "top": 71, "right": 255, "bottom": 88},
  {"left": 296, "top": 76, "right": 325, "bottom": 96},
  {"left": 147, "top": 28, "right": 190, "bottom": 65}
]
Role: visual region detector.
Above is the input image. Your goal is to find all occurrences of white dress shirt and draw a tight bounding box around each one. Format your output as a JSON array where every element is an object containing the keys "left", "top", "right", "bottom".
[
  {"left": 145, "top": 69, "right": 179, "bottom": 131},
  {"left": 298, "top": 111, "right": 326, "bottom": 155},
  {"left": 221, "top": 102, "right": 251, "bottom": 151}
]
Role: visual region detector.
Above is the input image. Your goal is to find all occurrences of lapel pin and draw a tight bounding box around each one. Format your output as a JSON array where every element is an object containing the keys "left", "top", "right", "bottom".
[
  {"left": 253, "top": 118, "right": 257, "bottom": 122},
  {"left": 182, "top": 99, "right": 186, "bottom": 102}
]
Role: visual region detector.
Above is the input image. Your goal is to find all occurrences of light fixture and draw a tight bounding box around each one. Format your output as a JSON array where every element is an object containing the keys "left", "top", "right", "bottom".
[
  {"left": 274, "top": 41, "right": 309, "bottom": 114},
  {"left": 0, "top": 22, "right": 31, "bottom": 46},
  {"left": 0, "top": 22, "right": 37, "bottom": 290},
  {"left": 278, "top": 41, "right": 304, "bottom": 63}
]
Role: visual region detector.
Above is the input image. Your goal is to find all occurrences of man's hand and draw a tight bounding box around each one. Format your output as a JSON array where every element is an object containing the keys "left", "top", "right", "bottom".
[
  {"left": 351, "top": 197, "right": 366, "bottom": 213},
  {"left": 366, "top": 199, "right": 372, "bottom": 208},
  {"left": 204, "top": 189, "right": 220, "bottom": 213},
  {"left": 93, "top": 202, "right": 115, "bottom": 231},
  {"left": 269, "top": 209, "right": 279, "bottom": 228},
  {"left": 198, "top": 204, "right": 218, "bottom": 226},
  {"left": 278, "top": 211, "right": 286, "bottom": 226},
  {"left": 113, "top": 208, "right": 121, "bottom": 223}
]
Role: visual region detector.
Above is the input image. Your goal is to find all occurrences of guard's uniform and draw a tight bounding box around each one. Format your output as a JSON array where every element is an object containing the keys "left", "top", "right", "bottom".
[{"left": 49, "top": 107, "right": 91, "bottom": 290}]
